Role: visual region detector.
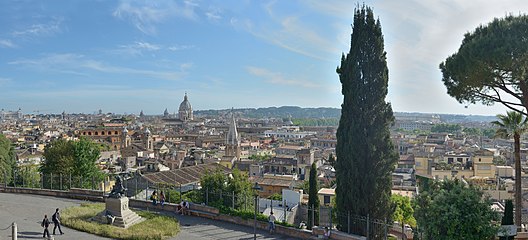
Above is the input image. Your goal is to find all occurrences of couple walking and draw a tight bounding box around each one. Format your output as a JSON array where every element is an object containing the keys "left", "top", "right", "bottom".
[{"left": 41, "top": 208, "right": 64, "bottom": 238}]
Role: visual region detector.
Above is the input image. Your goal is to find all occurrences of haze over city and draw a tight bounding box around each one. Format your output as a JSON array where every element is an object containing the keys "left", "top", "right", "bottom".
[{"left": 1, "top": 0, "right": 527, "bottom": 115}]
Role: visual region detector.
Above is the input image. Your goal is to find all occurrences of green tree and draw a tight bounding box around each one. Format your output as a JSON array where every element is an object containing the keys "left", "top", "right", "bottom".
[
  {"left": 0, "top": 134, "right": 16, "bottom": 185},
  {"left": 414, "top": 179, "right": 500, "bottom": 240},
  {"left": 72, "top": 137, "right": 102, "bottom": 180},
  {"left": 226, "top": 168, "right": 253, "bottom": 209},
  {"left": 440, "top": 15, "right": 528, "bottom": 115},
  {"left": 15, "top": 164, "right": 41, "bottom": 188},
  {"left": 335, "top": 5, "right": 398, "bottom": 236},
  {"left": 40, "top": 139, "right": 75, "bottom": 175},
  {"left": 269, "top": 193, "right": 282, "bottom": 201},
  {"left": 500, "top": 200, "right": 514, "bottom": 240},
  {"left": 492, "top": 111, "right": 528, "bottom": 227},
  {"left": 200, "top": 169, "right": 227, "bottom": 204},
  {"left": 431, "top": 124, "right": 461, "bottom": 133},
  {"left": 40, "top": 138, "right": 103, "bottom": 188},
  {"left": 391, "top": 195, "right": 415, "bottom": 227},
  {"left": 307, "top": 162, "right": 320, "bottom": 229}
]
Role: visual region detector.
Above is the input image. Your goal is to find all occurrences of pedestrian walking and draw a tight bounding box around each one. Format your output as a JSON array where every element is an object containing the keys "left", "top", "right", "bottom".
[
  {"left": 41, "top": 215, "right": 51, "bottom": 239},
  {"left": 160, "top": 190, "right": 165, "bottom": 206},
  {"left": 268, "top": 211, "right": 276, "bottom": 234},
  {"left": 52, "top": 208, "right": 64, "bottom": 235},
  {"left": 151, "top": 190, "right": 158, "bottom": 205}
]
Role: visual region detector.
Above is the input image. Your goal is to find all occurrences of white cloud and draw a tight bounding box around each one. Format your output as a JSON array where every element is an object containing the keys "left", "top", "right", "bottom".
[
  {"left": 114, "top": 41, "right": 194, "bottom": 56},
  {"left": 0, "top": 77, "right": 12, "bottom": 86},
  {"left": 113, "top": 0, "right": 200, "bottom": 34},
  {"left": 8, "top": 53, "right": 189, "bottom": 81},
  {"left": 12, "top": 18, "right": 63, "bottom": 37},
  {"left": 231, "top": 3, "right": 336, "bottom": 61},
  {"left": 246, "top": 66, "right": 321, "bottom": 89},
  {"left": 0, "top": 39, "right": 16, "bottom": 48},
  {"left": 168, "top": 44, "right": 195, "bottom": 51},
  {"left": 206, "top": 6, "right": 222, "bottom": 21}
]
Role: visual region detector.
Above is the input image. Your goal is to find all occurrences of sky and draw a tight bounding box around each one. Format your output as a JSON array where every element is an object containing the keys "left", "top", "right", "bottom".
[{"left": 1, "top": 0, "right": 528, "bottom": 115}]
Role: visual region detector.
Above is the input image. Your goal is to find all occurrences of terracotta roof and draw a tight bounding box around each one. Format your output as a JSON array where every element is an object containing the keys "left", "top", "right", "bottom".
[{"left": 142, "top": 163, "right": 231, "bottom": 186}]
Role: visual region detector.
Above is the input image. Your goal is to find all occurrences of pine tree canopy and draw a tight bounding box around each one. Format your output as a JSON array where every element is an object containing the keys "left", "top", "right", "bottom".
[{"left": 440, "top": 14, "right": 528, "bottom": 116}]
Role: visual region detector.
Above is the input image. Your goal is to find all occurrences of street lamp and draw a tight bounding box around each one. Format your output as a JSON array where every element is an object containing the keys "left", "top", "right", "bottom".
[{"left": 253, "top": 182, "right": 262, "bottom": 240}]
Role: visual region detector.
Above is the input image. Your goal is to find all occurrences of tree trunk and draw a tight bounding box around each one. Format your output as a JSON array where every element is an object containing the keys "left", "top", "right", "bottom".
[{"left": 515, "top": 133, "right": 522, "bottom": 228}]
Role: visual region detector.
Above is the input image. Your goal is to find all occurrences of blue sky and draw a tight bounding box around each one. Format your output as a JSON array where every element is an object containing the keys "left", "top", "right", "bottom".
[{"left": 1, "top": 0, "right": 528, "bottom": 115}]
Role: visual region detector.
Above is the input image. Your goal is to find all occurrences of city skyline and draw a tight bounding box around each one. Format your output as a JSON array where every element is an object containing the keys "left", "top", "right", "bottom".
[{"left": 1, "top": 0, "right": 528, "bottom": 115}]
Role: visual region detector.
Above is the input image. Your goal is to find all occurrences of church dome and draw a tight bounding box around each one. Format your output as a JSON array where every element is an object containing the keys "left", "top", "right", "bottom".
[{"left": 179, "top": 93, "right": 192, "bottom": 112}]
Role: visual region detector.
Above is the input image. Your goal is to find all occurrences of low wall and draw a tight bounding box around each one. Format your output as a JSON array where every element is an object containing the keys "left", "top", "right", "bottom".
[{"left": 0, "top": 186, "right": 104, "bottom": 202}]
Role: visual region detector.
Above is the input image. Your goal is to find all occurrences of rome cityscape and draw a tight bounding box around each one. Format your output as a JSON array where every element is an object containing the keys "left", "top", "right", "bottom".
[{"left": 2, "top": 1, "right": 528, "bottom": 240}]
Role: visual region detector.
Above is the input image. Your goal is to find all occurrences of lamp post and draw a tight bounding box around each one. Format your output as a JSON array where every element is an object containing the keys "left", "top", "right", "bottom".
[{"left": 253, "top": 182, "right": 262, "bottom": 240}]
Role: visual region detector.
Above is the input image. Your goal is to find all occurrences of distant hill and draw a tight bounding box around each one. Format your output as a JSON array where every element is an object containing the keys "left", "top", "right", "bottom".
[
  {"left": 195, "top": 106, "right": 341, "bottom": 119},
  {"left": 195, "top": 107, "right": 496, "bottom": 123}
]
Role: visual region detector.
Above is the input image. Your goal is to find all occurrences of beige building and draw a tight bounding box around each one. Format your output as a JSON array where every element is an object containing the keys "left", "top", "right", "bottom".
[{"left": 318, "top": 188, "right": 335, "bottom": 207}]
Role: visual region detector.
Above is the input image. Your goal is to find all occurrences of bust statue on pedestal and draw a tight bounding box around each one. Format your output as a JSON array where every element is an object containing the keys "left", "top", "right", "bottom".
[{"left": 93, "top": 175, "right": 143, "bottom": 228}]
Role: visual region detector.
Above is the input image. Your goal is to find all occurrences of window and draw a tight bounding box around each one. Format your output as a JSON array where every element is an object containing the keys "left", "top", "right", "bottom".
[
  {"left": 95, "top": 132, "right": 98, "bottom": 135},
  {"left": 324, "top": 195, "right": 330, "bottom": 205}
]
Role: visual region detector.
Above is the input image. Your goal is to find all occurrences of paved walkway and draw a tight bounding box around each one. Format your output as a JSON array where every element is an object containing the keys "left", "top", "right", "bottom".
[{"left": 0, "top": 193, "right": 299, "bottom": 240}]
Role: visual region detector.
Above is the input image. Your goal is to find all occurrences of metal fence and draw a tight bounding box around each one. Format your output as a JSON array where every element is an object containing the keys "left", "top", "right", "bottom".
[{"left": 1, "top": 171, "right": 395, "bottom": 239}]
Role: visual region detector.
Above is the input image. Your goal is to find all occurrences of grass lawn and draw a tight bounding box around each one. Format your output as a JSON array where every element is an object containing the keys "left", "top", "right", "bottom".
[{"left": 61, "top": 203, "right": 179, "bottom": 240}]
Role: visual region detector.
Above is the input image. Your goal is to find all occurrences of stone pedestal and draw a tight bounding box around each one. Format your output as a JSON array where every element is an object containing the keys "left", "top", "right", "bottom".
[{"left": 93, "top": 197, "right": 143, "bottom": 228}]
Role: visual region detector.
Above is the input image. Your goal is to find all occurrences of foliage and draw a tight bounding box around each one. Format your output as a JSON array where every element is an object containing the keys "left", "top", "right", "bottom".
[
  {"left": 0, "top": 134, "right": 16, "bottom": 184},
  {"left": 492, "top": 111, "right": 528, "bottom": 227},
  {"left": 182, "top": 189, "right": 202, "bottom": 204},
  {"left": 164, "top": 189, "right": 182, "bottom": 204},
  {"left": 440, "top": 15, "right": 528, "bottom": 116},
  {"left": 14, "top": 164, "right": 41, "bottom": 188},
  {"left": 41, "top": 139, "right": 75, "bottom": 175},
  {"left": 307, "top": 162, "right": 320, "bottom": 229},
  {"left": 215, "top": 205, "right": 295, "bottom": 228},
  {"left": 391, "top": 195, "right": 415, "bottom": 227},
  {"left": 199, "top": 168, "right": 253, "bottom": 210},
  {"left": 292, "top": 118, "right": 339, "bottom": 126},
  {"left": 430, "top": 124, "right": 461, "bottom": 133},
  {"left": 414, "top": 179, "right": 500, "bottom": 240},
  {"left": 40, "top": 137, "right": 104, "bottom": 188},
  {"left": 335, "top": 5, "right": 398, "bottom": 237},
  {"left": 226, "top": 169, "right": 254, "bottom": 209},
  {"left": 61, "top": 203, "right": 179, "bottom": 239},
  {"left": 269, "top": 193, "right": 282, "bottom": 201},
  {"left": 500, "top": 200, "right": 514, "bottom": 240},
  {"left": 200, "top": 169, "right": 227, "bottom": 193}
]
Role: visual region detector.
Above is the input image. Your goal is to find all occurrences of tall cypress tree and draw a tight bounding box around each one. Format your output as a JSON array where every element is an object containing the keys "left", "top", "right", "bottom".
[
  {"left": 307, "top": 162, "right": 320, "bottom": 229},
  {"left": 335, "top": 5, "right": 397, "bottom": 236}
]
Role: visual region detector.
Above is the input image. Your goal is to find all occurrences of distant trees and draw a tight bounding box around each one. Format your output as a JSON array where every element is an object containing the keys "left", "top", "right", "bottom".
[
  {"left": 440, "top": 15, "right": 528, "bottom": 116},
  {"left": 0, "top": 134, "right": 16, "bottom": 184},
  {"left": 414, "top": 179, "right": 500, "bottom": 240},
  {"left": 335, "top": 5, "right": 397, "bottom": 237},
  {"left": 292, "top": 118, "right": 339, "bottom": 126},
  {"left": 430, "top": 123, "right": 461, "bottom": 133},
  {"left": 492, "top": 111, "right": 528, "bottom": 227},
  {"left": 307, "top": 162, "right": 320, "bottom": 229}
]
